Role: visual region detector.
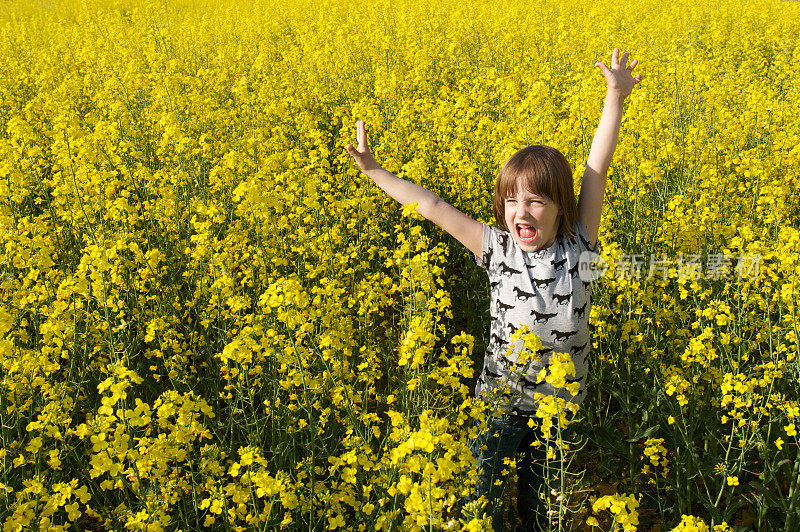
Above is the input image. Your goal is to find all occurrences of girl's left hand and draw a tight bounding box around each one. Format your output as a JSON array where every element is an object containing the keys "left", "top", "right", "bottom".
[{"left": 595, "top": 48, "right": 642, "bottom": 97}]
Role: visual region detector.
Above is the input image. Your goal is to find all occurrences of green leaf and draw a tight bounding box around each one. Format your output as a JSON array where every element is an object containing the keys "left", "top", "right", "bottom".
[
  {"left": 626, "top": 424, "right": 661, "bottom": 443},
  {"left": 748, "top": 480, "right": 788, "bottom": 512},
  {"left": 590, "top": 424, "right": 629, "bottom": 456},
  {"left": 721, "top": 500, "right": 745, "bottom": 519}
]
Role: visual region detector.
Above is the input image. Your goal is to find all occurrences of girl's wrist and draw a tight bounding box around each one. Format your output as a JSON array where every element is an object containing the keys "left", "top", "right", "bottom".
[
  {"left": 606, "top": 89, "right": 628, "bottom": 104},
  {"left": 365, "top": 165, "right": 392, "bottom": 183}
]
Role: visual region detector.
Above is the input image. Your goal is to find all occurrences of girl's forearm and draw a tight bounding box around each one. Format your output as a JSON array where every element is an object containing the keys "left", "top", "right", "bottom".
[
  {"left": 366, "top": 166, "right": 442, "bottom": 216},
  {"left": 586, "top": 90, "right": 626, "bottom": 175}
]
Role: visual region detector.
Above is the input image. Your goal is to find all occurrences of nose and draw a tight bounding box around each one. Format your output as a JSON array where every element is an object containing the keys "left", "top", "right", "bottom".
[{"left": 513, "top": 201, "right": 530, "bottom": 218}]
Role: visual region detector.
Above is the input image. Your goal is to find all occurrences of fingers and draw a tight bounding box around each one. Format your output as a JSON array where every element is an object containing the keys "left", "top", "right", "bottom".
[
  {"left": 613, "top": 49, "right": 630, "bottom": 70},
  {"left": 346, "top": 120, "right": 372, "bottom": 165},
  {"left": 610, "top": 48, "right": 639, "bottom": 72},
  {"left": 597, "top": 49, "right": 643, "bottom": 91},
  {"left": 608, "top": 49, "right": 642, "bottom": 83},
  {"left": 356, "top": 120, "right": 367, "bottom": 152},
  {"left": 595, "top": 61, "right": 611, "bottom": 79},
  {"left": 346, "top": 120, "right": 368, "bottom": 156}
]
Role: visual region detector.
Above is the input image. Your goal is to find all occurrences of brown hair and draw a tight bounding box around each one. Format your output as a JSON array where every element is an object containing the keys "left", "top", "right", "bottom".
[{"left": 492, "top": 145, "right": 578, "bottom": 238}]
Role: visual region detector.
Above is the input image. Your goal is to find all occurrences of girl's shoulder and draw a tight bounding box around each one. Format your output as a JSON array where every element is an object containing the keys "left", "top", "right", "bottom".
[
  {"left": 474, "top": 223, "right": 516, "bottom": 270},
  {"left": 566, "top": 217, "right": 601, "bottom": 254}
]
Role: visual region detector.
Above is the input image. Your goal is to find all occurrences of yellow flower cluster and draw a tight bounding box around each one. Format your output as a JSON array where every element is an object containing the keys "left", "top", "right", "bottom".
[
  {"left": 587, "top": 492, "right": 640, "bottom": 531},
  {"left": 641, "top": 437, "right": 669, "bottom": 484},
  {"left": 669, "top": 514, "right": 732, "bottom": 532}
]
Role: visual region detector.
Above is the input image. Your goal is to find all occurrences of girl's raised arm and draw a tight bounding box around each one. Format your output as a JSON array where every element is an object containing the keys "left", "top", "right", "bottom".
[
  {"left": 346, "top": 120, "right": 484, "bottom": 259},
  {"left": 578, "top": 48, "right": 642, "bottom": 248}
]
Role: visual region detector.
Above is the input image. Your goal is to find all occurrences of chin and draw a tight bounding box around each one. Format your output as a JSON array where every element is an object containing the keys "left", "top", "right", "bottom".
[
  {"left": 518, "top": 235, "right": 555, "bottom": 252},
  {"left": 515, "top": 239, "right": 539, "bottom": 252}
]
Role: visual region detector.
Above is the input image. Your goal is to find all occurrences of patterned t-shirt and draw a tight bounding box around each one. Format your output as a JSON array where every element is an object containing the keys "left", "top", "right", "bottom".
[{"left": 473, "top": 218, "right": 601, "bottom": 416}]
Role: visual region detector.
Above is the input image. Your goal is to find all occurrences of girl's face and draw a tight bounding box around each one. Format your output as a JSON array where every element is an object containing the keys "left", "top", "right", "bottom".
[{"left": 503, "top": 180, "right": 562, "bottom": 253}]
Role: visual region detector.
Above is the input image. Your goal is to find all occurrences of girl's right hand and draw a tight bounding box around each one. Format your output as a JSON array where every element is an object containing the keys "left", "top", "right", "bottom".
[{"left": 346, "top": 120, "right": 380, "bottom": 174}]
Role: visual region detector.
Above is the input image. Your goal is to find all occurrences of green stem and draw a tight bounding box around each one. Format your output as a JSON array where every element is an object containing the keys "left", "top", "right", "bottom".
[
  {"left": 784, "top": 444, "right": 800, "bottom": 531},
  {"left": 784, "top": 244, "right": 800, "bottom": 530}
]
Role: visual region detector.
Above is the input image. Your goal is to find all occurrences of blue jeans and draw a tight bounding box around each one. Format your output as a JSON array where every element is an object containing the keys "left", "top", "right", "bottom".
[{"left": 467, "top": 413, "right": 572, "bottom": 532}]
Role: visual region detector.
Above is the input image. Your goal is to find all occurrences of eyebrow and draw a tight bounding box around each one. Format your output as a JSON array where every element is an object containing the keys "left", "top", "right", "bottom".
[{"left": 505, "top": 192, "right": 546, "bottom": 200}]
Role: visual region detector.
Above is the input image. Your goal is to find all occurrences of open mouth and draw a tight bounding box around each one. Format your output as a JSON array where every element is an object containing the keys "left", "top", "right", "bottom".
[{"left": 516, "top": 224, "right": 537, "bottom": 244}]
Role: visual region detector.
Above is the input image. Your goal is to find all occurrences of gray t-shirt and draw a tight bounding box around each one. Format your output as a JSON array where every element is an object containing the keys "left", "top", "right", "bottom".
[{"left": 474, "top": 218, "right": 601, "bottom": 416}]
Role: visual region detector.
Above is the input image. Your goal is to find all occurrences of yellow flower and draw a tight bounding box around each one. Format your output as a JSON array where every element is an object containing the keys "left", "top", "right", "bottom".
[
  {"left": 401, "top": 202, "right": 423, "bottom": 219},
  {"left": 671, "top": 515, "right": 710, "bottom": 531},
  {"left": 591, "top": 493, "right": 639, "bottom": 531}
]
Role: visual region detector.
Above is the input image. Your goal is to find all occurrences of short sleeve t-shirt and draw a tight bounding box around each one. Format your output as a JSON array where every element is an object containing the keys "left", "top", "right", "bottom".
[{"left": 474, "top": 218, "right": 601, "bottom": 416}]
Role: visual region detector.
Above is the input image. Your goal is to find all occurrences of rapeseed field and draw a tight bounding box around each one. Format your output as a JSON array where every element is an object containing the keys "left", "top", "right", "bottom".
[{"left": 1, "top": 0, "right": 799, "bottom": 530}]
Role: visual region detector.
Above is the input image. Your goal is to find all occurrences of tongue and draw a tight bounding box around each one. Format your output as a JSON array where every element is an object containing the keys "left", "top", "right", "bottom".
[{"left": 519, "top": 226, "right": 536, "bottom": 239}]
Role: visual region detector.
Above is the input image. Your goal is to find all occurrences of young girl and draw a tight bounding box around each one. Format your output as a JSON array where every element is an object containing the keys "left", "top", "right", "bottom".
[{"left": 347, "top": 48, "right": 642, "bottom": 531}]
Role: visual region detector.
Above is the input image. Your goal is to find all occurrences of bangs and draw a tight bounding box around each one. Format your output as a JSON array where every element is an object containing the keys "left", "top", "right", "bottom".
[{"left": 495, "top": 161, "right": 559, "bottom": 201}]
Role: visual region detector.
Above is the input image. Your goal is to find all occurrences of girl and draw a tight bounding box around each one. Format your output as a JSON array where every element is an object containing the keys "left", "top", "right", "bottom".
[{"left": 346, "top": 48, "right": 642, "bottom": 531}]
